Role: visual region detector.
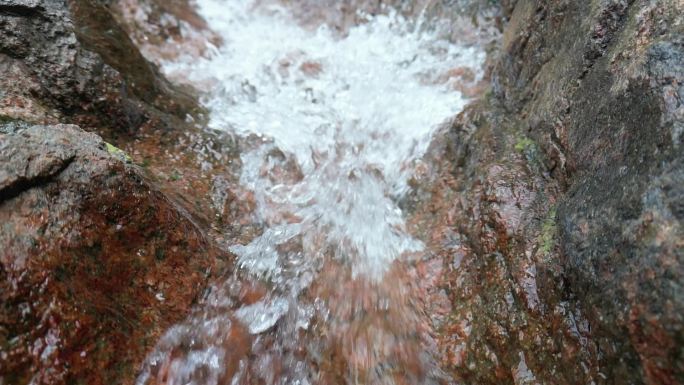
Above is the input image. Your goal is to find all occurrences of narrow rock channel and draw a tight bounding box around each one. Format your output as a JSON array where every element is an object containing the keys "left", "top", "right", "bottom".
[
  {"left": 137, "top": 1, "right": 485, "bottom": 384},
  {"left": 0, "top": 0, "right": 682, "bottom": 384}
]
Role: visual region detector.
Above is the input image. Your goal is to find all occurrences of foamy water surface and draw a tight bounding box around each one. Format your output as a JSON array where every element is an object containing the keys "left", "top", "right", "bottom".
[{"left": 138, "top": 1, "right": 485, "bottom": 383}]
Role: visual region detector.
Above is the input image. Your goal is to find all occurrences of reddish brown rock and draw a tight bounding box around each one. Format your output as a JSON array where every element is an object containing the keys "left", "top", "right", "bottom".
[
  {"left": 0, "top": 1, "right": 246, "bottom": 384},
  {"left": 0, "top": 0, "right": 681, "bottom": 384},
  {"left": 414, "top": 0, "right": 683, "bottom": 384},
  {"left": 109, "top": 0, "right": 222, "bottom": 67},
  {"left": 0, "top": 123, "right": 217, "bottom": 384}
]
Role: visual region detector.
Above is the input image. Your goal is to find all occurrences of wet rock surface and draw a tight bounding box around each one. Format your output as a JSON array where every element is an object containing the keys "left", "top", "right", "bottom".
[
  {"left": 0, "top": 0, "right": 681, "bottom": 384},
  {"left": 107, "top": 0, "right": 223, "bottom": 66},
  {"left": 0, "top": 123, "right": 217, "bottom": 384},
  {"left": 0, "top": 1, "right": 240, "bottom": 384},
  {"left": 0, "top": 0, "right": 198, "bottom": 133},
  {"left": 421, "top": 0, "right": 683, "bottom": 384}
]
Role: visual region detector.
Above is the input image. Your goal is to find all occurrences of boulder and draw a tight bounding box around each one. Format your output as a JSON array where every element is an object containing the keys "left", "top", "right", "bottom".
[
  {"left": 0, "top": 123, "right": 216, "bottom": 384},
  {"left": 429, "top": 0, "right": 683, "bottom": 383},
  {"left": 0, "top": 0, "right": 198, "bottom": 134}
]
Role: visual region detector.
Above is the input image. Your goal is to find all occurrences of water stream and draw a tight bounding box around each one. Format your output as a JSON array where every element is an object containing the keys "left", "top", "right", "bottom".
[{"left": 138, "top": 1, "right": 485, "bottom": 383}]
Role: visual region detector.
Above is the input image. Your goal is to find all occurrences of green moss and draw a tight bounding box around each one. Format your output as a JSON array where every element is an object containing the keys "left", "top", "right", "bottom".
[
  {"left": 514, "top": 135, "right": 546, "bottom": 173},
  {"left": 105, "top": 142, "right": 132, "bottom": 163},
  {"left": 515, "top": 136, "right": 535, "bottom": 153},
  {"left": 154, "top": 247, "right": 166, "bottom": 261},
  {"left": 112, "top": 358, "right": 134, "bottom": 383},
  {"left": 54, "top": 265, "right": 70, "bottom": 282},
  {"left": 539, "top": 206, "right": 557, "bottom": 255}
]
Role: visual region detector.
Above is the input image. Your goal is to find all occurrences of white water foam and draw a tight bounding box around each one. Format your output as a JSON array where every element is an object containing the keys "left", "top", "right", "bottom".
[
  {"left": 166, "top": 0, "right": 483, "bottom": 280},
  {"left": 139, "top": 1, "right": 485, "bottom": 383}
]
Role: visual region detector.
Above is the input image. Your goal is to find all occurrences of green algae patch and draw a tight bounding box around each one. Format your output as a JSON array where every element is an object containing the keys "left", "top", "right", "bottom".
[
  {"left": 539, "top": 206, "right": 557, "bottom": 255},
  {"left": 514, "top": 135, "right": 545, "bottom": 172},
  {"left": 514, "top": 136, "right": 535, "bottom": 153},
  {"left": 105, "top": 142, "right": 132, "bottom": 163}
]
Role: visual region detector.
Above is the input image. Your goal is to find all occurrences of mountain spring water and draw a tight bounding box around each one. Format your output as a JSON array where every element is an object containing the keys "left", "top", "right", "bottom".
[{"left": 137, "top": 1, "right": 485, "bottom": 383}]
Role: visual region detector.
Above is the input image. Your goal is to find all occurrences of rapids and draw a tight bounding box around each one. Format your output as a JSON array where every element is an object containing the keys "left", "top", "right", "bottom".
[{"left": 137, "top": 1, "right": 485, "bottom": 384}]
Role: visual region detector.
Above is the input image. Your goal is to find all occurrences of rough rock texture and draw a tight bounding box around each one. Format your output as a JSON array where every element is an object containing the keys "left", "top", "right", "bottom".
[
  {"left": 107, "top": 0, "right": 222, "bottom": 66},
  {"left": 0, "top": 123, "right": 218, "bottom": 384},
  {"left": 0, "top": 1, "right": 242, "bottom": 384},
  {"left": 0, "top": 0, "right": 198, "bottom": 134},
  {"left": 0, "top": 0, "right": 244, "bottom": 250},
  {"left": 424, "top": 0, "right": 683, "bottom": 384},
  {"left": 1, "top": 0, "right": 682, "bottom": 383}
]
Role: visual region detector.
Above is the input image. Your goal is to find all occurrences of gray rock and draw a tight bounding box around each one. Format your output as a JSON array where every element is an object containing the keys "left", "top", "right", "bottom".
[{"left": 0, "top": 0, "right": 198, "bottom": 134}]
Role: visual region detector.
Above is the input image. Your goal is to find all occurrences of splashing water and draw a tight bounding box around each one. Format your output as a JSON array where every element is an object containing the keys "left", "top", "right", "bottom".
[{"left": 138, "top": 1, "right": 485, "bottom": 384}]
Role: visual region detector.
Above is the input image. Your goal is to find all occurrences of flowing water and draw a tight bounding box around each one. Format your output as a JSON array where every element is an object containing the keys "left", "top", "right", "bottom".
[{"left": 138, "top": 1, "right": 485, "bottom": 384}]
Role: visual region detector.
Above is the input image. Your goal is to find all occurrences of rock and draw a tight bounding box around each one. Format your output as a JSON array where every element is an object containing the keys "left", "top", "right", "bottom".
[
  {"left": 109, "top": 0, "right": 223, "bottom": 67},
  {"left": 0, "top": 130, "right": 75, "bottom": 200},
  {"left": 0, "top": 0, "right": 680, "bottom": 383},
  {"left": 425, "top": 0, "right": 683, "bottom": 384},
  {"left": 0, "top": 0, "right": 199, "bottom": 135},
  {"left": 0, "top": 1, "right": 245, "bottom": 384},
  {"left": 0, "top": 0, "right": 42, "bottom": 16},
  {"left": 0, "top": 123, "right": 216, "bottom": 384}
]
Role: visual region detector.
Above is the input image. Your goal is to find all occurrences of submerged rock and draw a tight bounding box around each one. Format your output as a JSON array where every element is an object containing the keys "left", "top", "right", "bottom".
[
  {"left": 109, "top": 0, "right": 223, "bottom": 66},
  {"left": 0, "top": 123, "right": 216, "bottom": 384}
]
